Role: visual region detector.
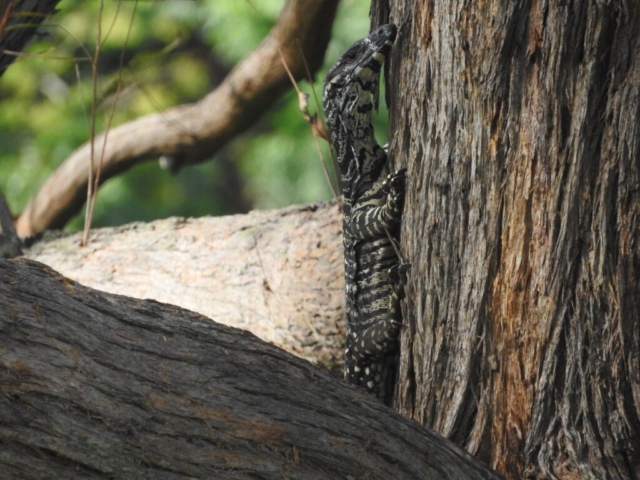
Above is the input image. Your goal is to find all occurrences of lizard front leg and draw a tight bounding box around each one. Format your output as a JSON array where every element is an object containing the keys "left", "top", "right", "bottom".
[{"left": 350, "top": 167, "right": 407, "bottom": 240}]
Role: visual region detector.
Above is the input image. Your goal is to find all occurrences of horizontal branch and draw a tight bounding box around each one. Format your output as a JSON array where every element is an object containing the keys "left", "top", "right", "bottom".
[
  {"left": 0, "top": 257, "right": 502, "bottom": 479},
  {"left": 15, "top": 0, "right": 339, "bottom": 237},
  {"left": 24, "top": 201, "right": 346, "bottom": 369}
]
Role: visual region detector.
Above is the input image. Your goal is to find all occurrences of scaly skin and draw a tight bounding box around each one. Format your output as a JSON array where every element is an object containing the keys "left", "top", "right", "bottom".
[{"left": 323, "top": 24, "right": 409, "bottom": 405}]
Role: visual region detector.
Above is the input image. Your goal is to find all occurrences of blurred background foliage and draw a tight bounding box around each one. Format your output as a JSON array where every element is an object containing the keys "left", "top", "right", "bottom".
[{"left": 0, "top": 0, "right": 389, "bottom": 230}]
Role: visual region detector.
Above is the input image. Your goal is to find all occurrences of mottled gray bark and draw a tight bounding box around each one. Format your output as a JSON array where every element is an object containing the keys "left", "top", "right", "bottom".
[
  {"left": 0, "top": 258, "right": 502, "bottom": 479},
  {"left": 370, "top": 0, "right": 640, "bottom": 479}
]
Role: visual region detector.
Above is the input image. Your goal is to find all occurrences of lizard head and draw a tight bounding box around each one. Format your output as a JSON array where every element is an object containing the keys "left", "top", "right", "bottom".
[
  {"left": 323, "top": 24, "right": 397, "bottom": 96},
  {"left": 323, "top": 24, "right": 397, "bottom": 196}
]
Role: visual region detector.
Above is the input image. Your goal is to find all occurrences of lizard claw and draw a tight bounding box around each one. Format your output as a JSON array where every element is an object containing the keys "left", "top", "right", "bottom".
[{"left": 382, "top": 168, "right": 407, "bottom": 194}]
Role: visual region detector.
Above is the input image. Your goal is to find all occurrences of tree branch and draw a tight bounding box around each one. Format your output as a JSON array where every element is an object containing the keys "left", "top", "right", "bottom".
[
  {"left": 0, "top": 257, "right": 502, "bottom": 479},
  {"left": 15, "top": 0, "right": 339, "bottom": 237},
  {"left": 24, "top": 201, "right": 346, "bottom": 370}
]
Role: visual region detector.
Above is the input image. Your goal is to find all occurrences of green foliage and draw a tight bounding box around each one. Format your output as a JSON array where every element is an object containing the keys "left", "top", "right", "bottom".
[{"left": 0, "top": 0, "right": 388, "bottom": 230}]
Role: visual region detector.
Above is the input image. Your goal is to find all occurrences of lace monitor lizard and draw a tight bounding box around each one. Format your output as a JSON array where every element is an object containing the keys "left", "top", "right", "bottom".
[{"left": 323, "top": 24, "right": 409, "bottom": 405}]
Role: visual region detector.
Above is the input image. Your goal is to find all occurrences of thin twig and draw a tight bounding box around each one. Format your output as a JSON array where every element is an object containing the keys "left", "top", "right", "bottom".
[
  {"left": 52, "top": 21, "right": 95, "bottom": 60},
  {"left": 297, "top": 41, "right": 340, "bottom": 198},
  {"left": 89, "top": 0, "right": 138, "bottom": 227},
  {"left": 384, "top": 225, "right": 405, "bottom": 263},
  {"left": 0, "top": 2, "right": 15, "bottom": 36},
  {"left": 75, "top": 64, "right": 90, "bottom": 137},
  {"left": 277, "top": 47, "right": 338, "bottom": 199},
  {"left": 0, "top": 49, "right": 91, "bottom": 62},
  {"left": 82, "top": 0, "right": 105, "bottom": 246},
  {"left": 100, "top": 0, "right": 123, "bottom": 47}
]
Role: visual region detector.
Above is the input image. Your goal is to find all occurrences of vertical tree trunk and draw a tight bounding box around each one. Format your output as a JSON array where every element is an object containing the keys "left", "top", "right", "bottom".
[
  {"left": 373, "top": 1, "right": 640, "bottom": 478},
  {"left": 0, "top": 193, "right": 22, "bottom": 258}
]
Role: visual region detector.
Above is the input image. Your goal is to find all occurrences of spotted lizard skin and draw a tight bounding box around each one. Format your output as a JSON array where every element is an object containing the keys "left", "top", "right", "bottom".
[{"left": 323, "top": 24, "right": 409, "bottom": 404}]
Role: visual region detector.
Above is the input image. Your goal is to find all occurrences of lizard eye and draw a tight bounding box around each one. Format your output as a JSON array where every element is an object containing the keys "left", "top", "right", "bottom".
[{"left": 345, "top": 50, "right": 358, "bottom": 61}]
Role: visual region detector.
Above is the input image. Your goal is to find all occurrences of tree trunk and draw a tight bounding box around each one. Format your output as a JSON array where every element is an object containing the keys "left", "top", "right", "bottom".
[
  {"left": 0, "top": 0, "right": 60, "bottom": 76},
  {"left": 0, "top": 257, "right": 502, "bottom": 479},
  {"left": 373, "top": 0, "right": 640, "bottom": 478},
  {"left": 24, "top": 202, "right": 346, "bottom": 371},
  {"left": 0, "top": 193, "right": 22, "bottom": 258}
]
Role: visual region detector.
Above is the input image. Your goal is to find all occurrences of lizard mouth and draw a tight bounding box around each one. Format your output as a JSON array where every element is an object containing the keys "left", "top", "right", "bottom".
[
  {"left": 354, "top": 24, "right": 397, "bottom": 80},
  {"left": 370, "top": 24, "right": 397, "bottom": 49}
]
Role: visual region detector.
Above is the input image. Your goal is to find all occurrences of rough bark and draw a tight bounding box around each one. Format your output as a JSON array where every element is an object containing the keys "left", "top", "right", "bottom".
[
  {"left": 15, "top": 0, "right": 339, "bottom": 237},
  {"left": 24, "top": 202, "right": 345, "bottom": 370},
  {"left": 0, "top": 257, "right": 502, "bottom": 479},
  {"left": 0, "top": 193, "right": 22, "bottom": 258},
  {"left": 0, "top": 0, "right": 60, "bottom": 76},
  {"left": 369, "top": 0, "right": 640, "bottom": 479}
]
